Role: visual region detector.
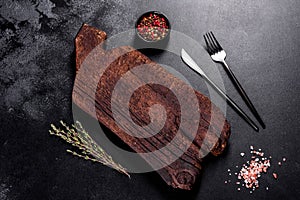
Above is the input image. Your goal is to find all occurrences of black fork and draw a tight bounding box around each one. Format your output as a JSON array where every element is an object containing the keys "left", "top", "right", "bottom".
[{"left": 204, "top": 31, "right": 266, "bottom": 129}]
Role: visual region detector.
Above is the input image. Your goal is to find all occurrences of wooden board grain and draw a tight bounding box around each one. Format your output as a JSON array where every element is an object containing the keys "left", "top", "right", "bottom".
[{"left": 72, "top": 24, "right": 231, "bottom": 190}]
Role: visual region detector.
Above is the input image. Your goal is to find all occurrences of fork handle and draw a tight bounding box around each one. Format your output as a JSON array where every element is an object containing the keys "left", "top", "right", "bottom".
[
  {"left": 222, "top": 60, "right": 266, "bottom": 129},
  {"left": 201, "top": 74, "right": 259, "bottom": 132}
]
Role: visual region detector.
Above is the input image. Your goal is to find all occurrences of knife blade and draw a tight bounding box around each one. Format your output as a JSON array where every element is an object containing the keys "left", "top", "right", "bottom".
[{"left": 181, "top": 49, "right": 259, "bottom": 132}]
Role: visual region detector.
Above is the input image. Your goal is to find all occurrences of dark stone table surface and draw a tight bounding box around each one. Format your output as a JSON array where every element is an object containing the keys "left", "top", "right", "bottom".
[{"left": 1, "top": 0, "right": 299, "bottom": 199}]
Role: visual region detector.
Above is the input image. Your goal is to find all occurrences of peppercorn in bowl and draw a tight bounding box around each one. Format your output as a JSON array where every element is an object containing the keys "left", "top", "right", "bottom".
[{"left": 135, "top": 11, "right": 170, "bottom": 43}]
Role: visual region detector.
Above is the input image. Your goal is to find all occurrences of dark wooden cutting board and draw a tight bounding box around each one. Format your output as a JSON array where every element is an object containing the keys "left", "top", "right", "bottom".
[{"left": 72, "top": 24, "right": 231, "bottom": 190}]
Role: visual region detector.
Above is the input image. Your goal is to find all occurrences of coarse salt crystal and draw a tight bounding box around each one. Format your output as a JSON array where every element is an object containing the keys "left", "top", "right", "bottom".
[
  {"left": 224, "top": 146, "right": 283, "bottom": 194},
  {"left": 273, "top": 173, "right": 278, "bottom": 179}
]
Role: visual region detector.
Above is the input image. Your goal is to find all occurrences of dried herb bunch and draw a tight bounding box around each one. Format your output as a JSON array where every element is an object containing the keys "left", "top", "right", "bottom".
[{"left": 49, "top": 120, "right": 130, "bottom": 177}]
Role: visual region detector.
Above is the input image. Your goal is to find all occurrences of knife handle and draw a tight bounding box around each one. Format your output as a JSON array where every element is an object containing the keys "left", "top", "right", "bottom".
[
  {"left": 222, "top": 61, "right": 265, "bottom": 129},
  {"left": 202, "top": 75, "right": 259, "bottom": 132}
]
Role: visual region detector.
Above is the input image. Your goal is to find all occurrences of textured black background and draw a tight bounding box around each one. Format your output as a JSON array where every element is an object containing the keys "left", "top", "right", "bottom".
[{"left": 1, "top": 0, "right": 300, "bottom": 199}]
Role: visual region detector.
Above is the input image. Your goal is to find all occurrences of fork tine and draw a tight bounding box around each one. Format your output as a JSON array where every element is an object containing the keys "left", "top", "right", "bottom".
[
  {"left": 210, "top": 31, "right": 223, "bottom": 50},
  {"left": 203, "top": 34, "right": 213, "bottom": 55},
  {"left": 207, "top": 32, "right": 219, "bottom": 52},
  {"left": 205, "top": 32, "right": 218, "bottom": 53}
]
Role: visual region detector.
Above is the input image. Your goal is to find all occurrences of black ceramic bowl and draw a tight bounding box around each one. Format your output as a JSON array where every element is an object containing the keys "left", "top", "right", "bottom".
[{"left": 135, "top": 11, "right": 171, "bottom": 44}]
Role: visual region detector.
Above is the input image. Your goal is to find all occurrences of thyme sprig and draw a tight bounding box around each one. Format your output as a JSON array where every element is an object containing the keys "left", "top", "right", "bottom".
[{"left": 49, "top": 120, "right": 130, "bottom": 177}]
